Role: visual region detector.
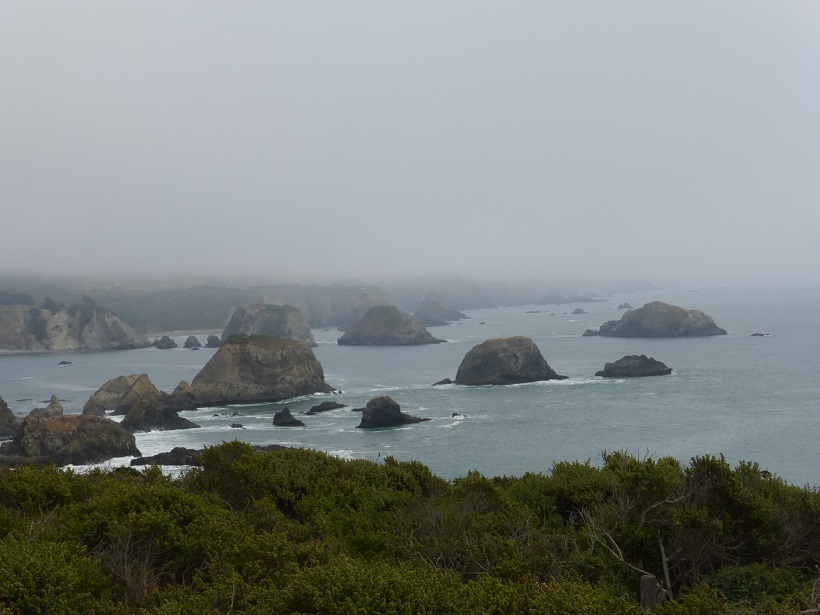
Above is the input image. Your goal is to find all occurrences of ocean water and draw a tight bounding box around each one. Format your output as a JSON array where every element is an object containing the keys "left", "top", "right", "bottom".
[{"left": 1, "top": 286, "right": 818, "bottom": 488}]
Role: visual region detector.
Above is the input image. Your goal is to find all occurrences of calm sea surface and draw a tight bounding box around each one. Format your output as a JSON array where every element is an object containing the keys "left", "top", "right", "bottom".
[{"left": 1, "top": 285, "right": 818, "bottom": 487}]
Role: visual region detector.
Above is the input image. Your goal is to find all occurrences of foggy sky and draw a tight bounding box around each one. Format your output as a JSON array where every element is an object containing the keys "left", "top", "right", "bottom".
[{"left": 2, "top": 1, "right": 819, "bottom": 287}]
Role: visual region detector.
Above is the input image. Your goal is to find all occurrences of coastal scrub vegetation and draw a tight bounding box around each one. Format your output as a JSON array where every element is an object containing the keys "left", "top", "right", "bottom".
[{"left": 0, "top": 443, "right": 818, "bottom": 614}]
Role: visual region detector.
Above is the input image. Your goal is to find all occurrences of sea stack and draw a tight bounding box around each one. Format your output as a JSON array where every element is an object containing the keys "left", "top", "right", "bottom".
[
  {"left": 172, "top": 335, "right": 334, "bottom": 407},
  {"left": 595, "top": 355, "right": 673, "bottom": 377},
  {"left": 583, "top": 301, "right": 727, "bottom": 337},
  {"left": 454, "top": 336, "right": 567, "bottom": 385},
  {"left": 221, "top": 304, "right": 316, "bottom": 346},
  {"left": 338, "top": 305, "right": 445, "bottom": 345}
]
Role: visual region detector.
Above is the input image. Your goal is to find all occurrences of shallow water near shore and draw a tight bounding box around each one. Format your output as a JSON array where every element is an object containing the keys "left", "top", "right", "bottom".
[{"left": 1, "top": 286, "right": 818, "bottom": 487}]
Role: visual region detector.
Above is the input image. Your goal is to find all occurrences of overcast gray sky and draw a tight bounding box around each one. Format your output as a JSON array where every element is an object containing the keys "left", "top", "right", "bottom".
[{"left": 1, "top": 1, "right": 818, "bottom": 286}]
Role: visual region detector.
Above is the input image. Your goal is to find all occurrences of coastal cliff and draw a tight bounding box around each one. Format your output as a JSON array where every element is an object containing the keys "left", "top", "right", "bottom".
[{"left": 0, "top": 299, "right": 149, "bottom": 351}]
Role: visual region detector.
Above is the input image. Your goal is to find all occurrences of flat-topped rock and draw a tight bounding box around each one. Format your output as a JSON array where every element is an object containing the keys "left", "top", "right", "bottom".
[
  {"left": 172, "top": 335, "right": 334, "bottom": 407},
  {"left": 338, "top": 305, "right": 445, "bottom": 345},
  {"left": 583, "top": 301, "right": 727, "bottom": 337},
  {"left": 595, "top": 355, "right": 673, "bottom": 377},
  {"left": 221, "top": 304, "right": 316, "bottom": 346},
  {"left": 454, "top": 336, "right": 567, "bottom": 385}
]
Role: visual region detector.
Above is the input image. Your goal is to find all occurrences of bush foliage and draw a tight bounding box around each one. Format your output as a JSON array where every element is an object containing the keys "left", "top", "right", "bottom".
[{"left": 0, "top": 444, "right": 817, "bottom": 613}]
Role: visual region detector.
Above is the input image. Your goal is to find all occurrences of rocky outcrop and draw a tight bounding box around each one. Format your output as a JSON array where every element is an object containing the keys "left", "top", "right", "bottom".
[
  {"left": 454, "top": 336, "right": 568, "bottom": 385},
  {"left": 84, "top": 374, "right": 141, "bottom": 417},
  {"left": 27, "top": 395, "right": 64, "bottom": 419},
  {"left": 206, "top": 335, "right": 222, "bottom": 348},
  {"left": 222, "top": 304, "right": 316, "bottom": 346},
  {"left": 183, "top": 335, "right": 202, "bottom": 349},
  {"left": 0, "top": 302, "right": 150, "bottom": 352},
  {"left": 306, "top": 401, "right": 347, "bottom": 414},
  {"left": 131, "top": 447, "right": 201, "bottom": 466},
  {"left": 0, "top": 396, "right": 19, "bottom": 439},
  {"left": 0, "top": 414, "right": 141, "bottom": 466},
  {"left": 583, "top": 301, "right": 727, "bottom": 337},
  {"left": 273, "top": 408, "right": 305, "bottom": 427},
  {"left": 153, "top": 335, "right": 177, "bottom": 349},
  {"left": 338, "top": 306, "right": 445, "bottom": 346},
  {"left": 171, "top": 335, "right": 334, "bottom": 408},
  {"left": 118, "top": 375, "right": 200, "bottom": 433},
  {"left": 413, "top": 291, "right": 468, "bottom": 326},
  {"left": 356, "top": 396, "right": 430, "bottom": 429},
  {"left": 595, "top": 355, "right": 673, "bottom": 377},
  {"left": 618, "top": 303, "right": 634, "bottom": 310},
  {"left": 571, "top": 308, "right": 587, "bottom": 315}
]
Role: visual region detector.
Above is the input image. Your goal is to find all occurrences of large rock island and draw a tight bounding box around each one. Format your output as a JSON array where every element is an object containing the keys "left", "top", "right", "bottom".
[
  {"left": 583, "top": 301, "right": 727, "bottom": 337},
  {"left": 454, "top": 336, "right": 567, "bottom": 385},
  {"left": 172, "top": 335, "right": 334, "bottom": 407},
  {"left": 221, "top": 304, "right": 316, "bottom": 346},
  {"left": 337, "top": 305, "right": 445, "bottom": 346}
]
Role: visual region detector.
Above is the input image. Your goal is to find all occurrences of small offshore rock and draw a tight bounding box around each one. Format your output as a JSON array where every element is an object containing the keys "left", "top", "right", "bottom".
[
  {"left": 306, "top": 401, "right": 347, "bottom": 414},
  {"left": 206, "top": 335, "right": 222, "bottom": 348},
  {"left": 153, "top": 335, "right": 177, "bottom": 349},
  {"left": 273, "top": 408, "right": 305, "bottom": 427},
  {"left": 183, "top": 336, "right": 202, "bottom": 349},
  {"left": 356, "top": 396, "right": 430, "bottom": 429},
  {"left": 595, "top": 355, "right": 673, "bottom": 378},
  {"left": 433, "top": 378, "right": 454, "bottom": 386}
]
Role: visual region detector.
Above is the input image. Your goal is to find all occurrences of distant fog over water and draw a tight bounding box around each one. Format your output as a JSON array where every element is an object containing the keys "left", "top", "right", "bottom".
[{"left": 1, "top": 2, "right": 819, "bottom": 285}]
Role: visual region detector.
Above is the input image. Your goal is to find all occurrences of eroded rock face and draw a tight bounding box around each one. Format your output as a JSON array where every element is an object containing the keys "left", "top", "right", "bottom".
[
  {"left": 222, "top": 304, "right": 316, "bottom": 346},
  {"left": 0, "top": 396, "right": 19, "bottom": 439},
  {"left": 84, "top": 374, "right": 141, "bottom": 416},
  {"left": 356, "top": 396, "right": 430, "bottom": 428},
  {"left": 595, "top": 355, "right": 673, "bottom": 377},
  {"left": 413, "top": 291, "right": 467, "bottom": 326},
  {"left": 172, "top": 335, "right": 334, "bottom": 408},
  {"left": 454, "top": 336, "right": 567, "bottom": 385},
  {"left": 0, "top": 303, "right": 150, "bottom": 352},
  {"left": 0, "top": 414, "right": 140, "bottom": 466},
  {"left": 118, "top": 374, "right": 200, "bottom": 433},
  {"left": 338, "top": 305, "right": 445, "bottom": 346},
  {"left": 583, "top": 301, "right": 727, "bottom": 337}
]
